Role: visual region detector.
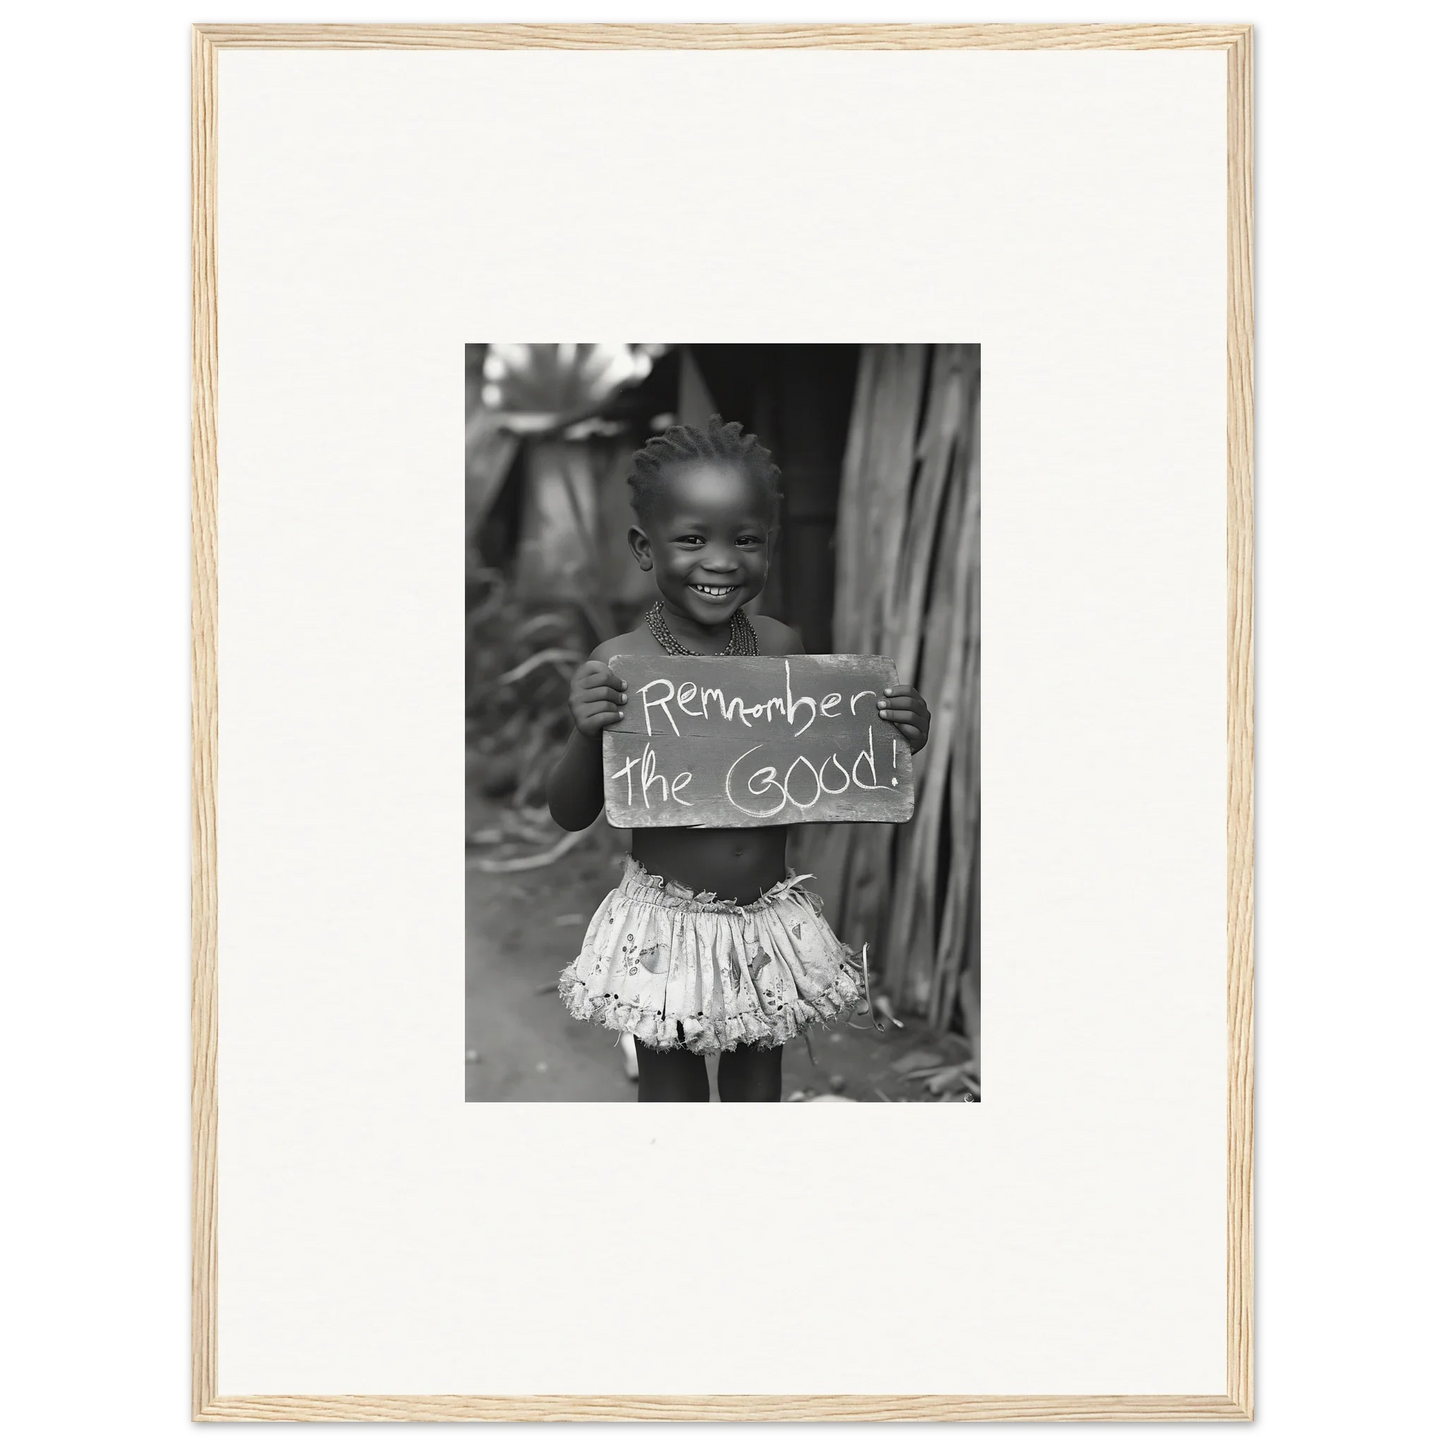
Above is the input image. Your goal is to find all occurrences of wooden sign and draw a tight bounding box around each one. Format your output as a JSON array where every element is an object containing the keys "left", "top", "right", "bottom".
[{"left": 602, "top": 654, "right": 915, "bottom": 829}]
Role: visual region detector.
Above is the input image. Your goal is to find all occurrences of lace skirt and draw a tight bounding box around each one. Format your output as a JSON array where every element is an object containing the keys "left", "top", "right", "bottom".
[{"left": 558, "top": 857, "right": 866, "bottom": 1055}]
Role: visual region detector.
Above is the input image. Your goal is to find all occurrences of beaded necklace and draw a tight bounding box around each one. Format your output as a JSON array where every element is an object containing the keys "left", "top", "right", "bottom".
[{"left": 645, "top": 599, "right": 759, "bottom": 657}]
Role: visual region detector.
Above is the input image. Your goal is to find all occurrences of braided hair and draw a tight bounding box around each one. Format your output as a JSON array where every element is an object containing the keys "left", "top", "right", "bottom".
[{"left": 626, "top": 413, "right": 782, "bottom": 524}]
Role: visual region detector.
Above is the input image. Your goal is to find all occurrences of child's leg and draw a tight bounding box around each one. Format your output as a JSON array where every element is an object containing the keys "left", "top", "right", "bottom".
[
  {"left": 635, "top": 1039, "right": 710, "bottom": 1102},
  {"left": 716, "top": 1042, "right": 783, "bottom": 1102}
]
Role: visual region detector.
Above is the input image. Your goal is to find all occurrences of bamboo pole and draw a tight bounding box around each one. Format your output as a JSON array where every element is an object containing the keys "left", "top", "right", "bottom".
[
  {"left": 890, "top": 344, "right": 970, "bottom": 684},
  {"left": 886, "top": 462, "right": 965, "bottom": 1006},
  {"left": 831, "top": 345, "right": 878, "bottom": 653},
  {"left": 930, "top": 355, "right": 988, "bottom": 1034},
  {"left": 938, "top": 362, "right": 982, "bottom": 1031},
  {"left": 859, "top": 346, "right": 925, "bottom": 655}
]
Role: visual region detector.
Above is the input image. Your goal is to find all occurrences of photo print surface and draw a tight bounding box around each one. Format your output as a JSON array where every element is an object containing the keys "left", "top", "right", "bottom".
[{"left": 465, "top": 344, "right": 979, "bottom": 1103}]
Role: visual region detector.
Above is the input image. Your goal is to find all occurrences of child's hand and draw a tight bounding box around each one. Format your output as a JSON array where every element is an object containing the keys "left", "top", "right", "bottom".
[
  {"left": 878, "top": 686, "right": 931, "bottom": 753},
  {"left": 568, "top": 660, "right": 628, "bottom": 738}
]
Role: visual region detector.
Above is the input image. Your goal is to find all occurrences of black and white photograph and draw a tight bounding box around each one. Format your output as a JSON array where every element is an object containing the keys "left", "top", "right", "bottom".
[{"left": 465, "top": 343, "right": 980, "bottom": 1102}]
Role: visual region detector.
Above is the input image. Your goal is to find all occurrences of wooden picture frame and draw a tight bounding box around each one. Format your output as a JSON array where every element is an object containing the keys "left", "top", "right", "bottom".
[{"left": 192, "top": 22, "right": 1253, "bottom": 1423}]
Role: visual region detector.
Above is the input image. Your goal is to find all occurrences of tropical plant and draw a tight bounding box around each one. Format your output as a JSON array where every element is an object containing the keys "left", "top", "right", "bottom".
[{"left": 465, "top": 345, "right": 667, "bottom": 869}]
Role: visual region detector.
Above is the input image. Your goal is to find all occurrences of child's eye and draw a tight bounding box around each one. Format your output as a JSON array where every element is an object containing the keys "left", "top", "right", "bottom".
[
  {"left": 737, "top": 535, "right": 762, "bottom": 546},
  {"left": 675, "top": 535, "right": 705, "bottom": 546}
]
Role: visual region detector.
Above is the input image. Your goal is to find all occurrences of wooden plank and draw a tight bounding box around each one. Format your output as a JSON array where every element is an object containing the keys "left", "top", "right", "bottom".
[
  {"left": 830, "top": 344, "right": 877, "bottom": 653},
  {"left": 190, "top": 23, "right": 220, "bottom": 1420},
  {"left": 890, "top": 344, "right": 973, "bottom": 683},
  {"left": 868, "top": 347, "right": 928, "bottom": 656},
  {"left": 932, "top": 859, "right": 964, "bottom": 1024},
  {"left": 840, "top": 822, "right": 896, "bottom": 960},
  {"left": 939, "top": 627, "right": 979, "bottom": 1025},
  {"left": 788, "top": 820, "right": 854, "bottom": 921},
  {"left": 935, "top": 368, "right": 982, "bottom": 1028},
  {"left": 197, "top": 23, "right": 1264, "bottom": 52},
  {"left": 198, "top": 1392, "right": 1249, "bottom": 1423},
  {"left": 602, "top": 654, "right": 914, "bottom": 828}
]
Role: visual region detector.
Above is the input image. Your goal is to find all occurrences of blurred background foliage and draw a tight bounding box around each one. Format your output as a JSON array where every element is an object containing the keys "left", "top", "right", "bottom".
[{"left": 466, "top": 343, "right": 979, "bottom": 1048}]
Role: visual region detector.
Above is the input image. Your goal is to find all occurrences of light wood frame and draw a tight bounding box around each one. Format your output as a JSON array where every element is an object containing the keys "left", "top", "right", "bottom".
[{"left": 192, "top": 21, "right": 1253, "bottom": 1423}]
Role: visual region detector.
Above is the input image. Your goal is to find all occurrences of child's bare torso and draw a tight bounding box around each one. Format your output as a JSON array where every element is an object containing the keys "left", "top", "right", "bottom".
[{"left": 603, "top": 622, "right": 791, "bottom": 904}]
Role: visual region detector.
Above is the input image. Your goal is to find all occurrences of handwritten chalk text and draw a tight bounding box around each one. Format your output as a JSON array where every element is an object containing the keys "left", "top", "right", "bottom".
[
  {"left": 638, "top": 660, "right": 874, "bottom": 740},
  {"left": 610, "top": 726, "right": 892, "bottom": 819},
  {"left": 609, "top": 741, "right": 693, "bottom": 810}
]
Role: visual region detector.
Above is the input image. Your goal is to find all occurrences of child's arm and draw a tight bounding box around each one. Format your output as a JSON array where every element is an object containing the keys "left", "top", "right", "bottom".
[{"left": 546, "top": 647, "right": 629, "bottom": 832}]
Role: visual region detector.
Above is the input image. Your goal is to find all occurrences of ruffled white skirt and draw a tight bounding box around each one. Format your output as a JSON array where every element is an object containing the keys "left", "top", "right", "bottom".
[{"left": 558, "top": 857, "right": 866, "bottom": 1055}]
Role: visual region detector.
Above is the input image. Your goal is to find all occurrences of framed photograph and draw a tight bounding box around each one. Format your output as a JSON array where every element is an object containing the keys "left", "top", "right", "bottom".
[{"left": 193, "top": 23, "right": 1253, "bottom": 1422}]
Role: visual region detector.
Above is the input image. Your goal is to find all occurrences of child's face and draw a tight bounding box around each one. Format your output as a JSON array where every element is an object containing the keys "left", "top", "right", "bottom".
[{"left": 629, "top": 462, "right": 773, "bottom": 627}]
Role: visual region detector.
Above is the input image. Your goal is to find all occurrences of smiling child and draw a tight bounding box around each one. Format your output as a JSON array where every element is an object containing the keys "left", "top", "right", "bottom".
[{"left": 547, "top": 415, "right": 930, "bottom": 1101}]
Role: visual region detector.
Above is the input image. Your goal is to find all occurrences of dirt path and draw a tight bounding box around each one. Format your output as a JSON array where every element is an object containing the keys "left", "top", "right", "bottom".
[{"left": 464, "top": 803, "right": 975, "bottom": 1103}]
